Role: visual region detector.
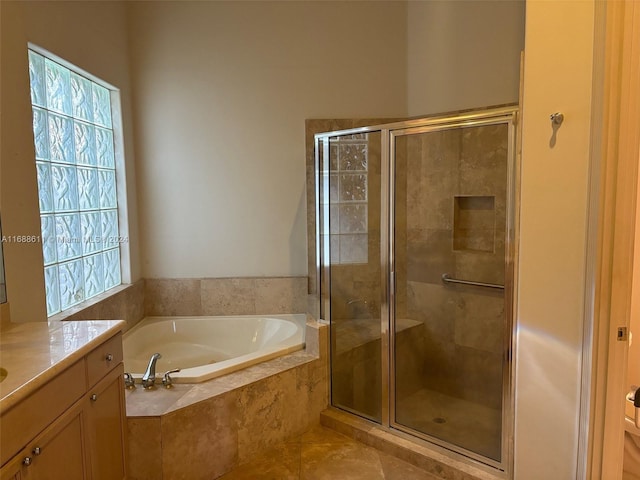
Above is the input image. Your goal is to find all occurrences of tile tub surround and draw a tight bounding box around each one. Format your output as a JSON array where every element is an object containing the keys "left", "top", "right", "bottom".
[
  {"left": 144, "top": 276, "right": 308, "bottom": 316},
  {"left": 125, "top": 319, "right": 328, "bottom": 480},
  {"left": 41, "top": 276, "right": 305, "bottom": 332},
  {"left": 49, "top": 280, "right": 145, "bottom": 332}
]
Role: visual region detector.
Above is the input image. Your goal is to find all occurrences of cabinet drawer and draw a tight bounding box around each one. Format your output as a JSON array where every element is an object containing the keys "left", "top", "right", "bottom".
[
  {"left": 86, "top": 333, "right": 123, "bottom": 388},
  {"left": 0, "top": 360, "right": 86, "bottom": 466}
]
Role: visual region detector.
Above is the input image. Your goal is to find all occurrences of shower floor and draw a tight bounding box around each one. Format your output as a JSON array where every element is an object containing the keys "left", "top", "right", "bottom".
[{"left": 395, "top": 387, "right": 502, "bottom": 461}]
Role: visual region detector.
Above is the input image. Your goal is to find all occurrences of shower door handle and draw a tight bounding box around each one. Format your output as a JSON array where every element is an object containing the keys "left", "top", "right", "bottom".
[{"left": 390, "top": 271, "right": 395, "bottom": 303}]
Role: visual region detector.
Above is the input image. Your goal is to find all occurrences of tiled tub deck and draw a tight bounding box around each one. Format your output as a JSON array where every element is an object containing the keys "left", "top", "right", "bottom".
[{"left": 125, "top": 319, "right": 328, "bottom": 480}]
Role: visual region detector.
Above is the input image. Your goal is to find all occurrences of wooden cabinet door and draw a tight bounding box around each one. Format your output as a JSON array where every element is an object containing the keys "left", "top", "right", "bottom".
[
  {"left": 0, "top": 455, "right": 23, "bottom": 480},
  {"left": 19, "top": 399, "right": 86, "bottom": 480},
  {"left": 85, "top": 365, "right": 126, "bottom": 480}
]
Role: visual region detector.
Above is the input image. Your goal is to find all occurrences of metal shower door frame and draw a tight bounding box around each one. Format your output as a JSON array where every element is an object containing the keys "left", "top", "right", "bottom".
[
  {"left": 315, "top": 105, "right": 519, "bottom": 477},
  {"left": 386, "top": 107, "right": 518, "bottom": 474}
]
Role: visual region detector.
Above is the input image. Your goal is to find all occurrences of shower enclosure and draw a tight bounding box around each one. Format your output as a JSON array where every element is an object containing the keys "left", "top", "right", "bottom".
[{"left": 314, "top": 106, "right": 518, "bottom": 472}]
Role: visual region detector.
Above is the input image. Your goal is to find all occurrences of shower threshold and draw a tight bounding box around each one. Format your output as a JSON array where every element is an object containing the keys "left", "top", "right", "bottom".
[{"left": 320, "top": 408, "right": 505, "bottom": 480}]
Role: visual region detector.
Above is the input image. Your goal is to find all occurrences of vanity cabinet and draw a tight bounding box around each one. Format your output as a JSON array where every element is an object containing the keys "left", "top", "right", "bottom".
[
  {"left": 1, "top": 400, "right": 86, "bottom": 480},
  {"left": 85, "top": 366, "right": 126, "bottom": 480},
  {"left": 0, "top": 332, "right": 126, "bottom": 480}
]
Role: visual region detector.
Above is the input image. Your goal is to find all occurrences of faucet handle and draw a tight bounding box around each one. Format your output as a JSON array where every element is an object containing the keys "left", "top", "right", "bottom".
[
  {"left": 162, "top": 369, "right": 181, "bottom": 389},
  {"left": 123, "top": 372, "right": 136, "bottom": 389}
]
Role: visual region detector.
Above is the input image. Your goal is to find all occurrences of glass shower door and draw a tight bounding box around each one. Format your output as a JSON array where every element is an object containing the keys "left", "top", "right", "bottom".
[
  {"left": 391, "top": 122, "right": 512, "bottom": 464},
  {"left": 321, "top": 130, "right": 384, "bottom": 423}
]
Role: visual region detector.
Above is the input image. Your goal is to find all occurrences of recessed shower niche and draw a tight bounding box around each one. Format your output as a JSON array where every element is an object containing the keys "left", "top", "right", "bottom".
[
  {"left": 453, "top": 195, "right": 496, "bottom": 253},
  {"left": 313, "top": 106, "right": 517, "bottom": 474}
]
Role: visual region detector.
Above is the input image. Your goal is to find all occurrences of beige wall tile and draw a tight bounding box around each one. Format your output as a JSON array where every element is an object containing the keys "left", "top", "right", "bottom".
[
  {"left": 201, "top": 277, "right": 257, "bottom": 315},
  {"left": 161, "top": 392, "right": 239, "bottom": 480},
  {"left": 236, "top": 370, "right": 297, "bottom": 462},
  {"left": 454, "top": 290, "right": 504, "bottom": 354},
  {"left": 57, "top": 281, "right": 145, "bottom": 331},
  {"left": 297, "top": 359, "right": 329, "bottom": 427},
  {"left": 254, "top": 277, "right": 307, "bottom": 314},
  {"left": 145, "top": 278, "right": 202, "bottom": 316},
  {"left": 127, "top": 417, "right": 163, "bottom": 480},
  {"left": 454, "top": 345, "right": 502, "bottom": 409}
]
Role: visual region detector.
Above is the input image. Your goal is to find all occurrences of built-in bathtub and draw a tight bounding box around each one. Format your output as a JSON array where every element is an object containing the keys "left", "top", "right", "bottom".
[
  {"left": 123, "top": 313, "right": 306, "bottom": 383},
  {"left": 124, "top": 317, "right": 328, "bottom": 480}
]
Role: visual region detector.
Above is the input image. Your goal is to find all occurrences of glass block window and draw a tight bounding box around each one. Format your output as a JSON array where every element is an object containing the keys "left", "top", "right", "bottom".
[
  {"left": 28, "top": 50, "right": 122, "bottom": 316},
  {"left": 323, "top": 134, "right": 369, "bottom": 264}
]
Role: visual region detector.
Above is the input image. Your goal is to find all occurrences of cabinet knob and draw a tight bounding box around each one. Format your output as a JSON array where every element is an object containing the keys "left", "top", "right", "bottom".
[
  {"left": 105, "top": 353, "right": 114, "bottom": 362},
  {"left": 23, "top": 456, "right": 33, "bottom": 466},
  {"left": 90, "top": 393, "right": 98, "bottom": 402},
  {"left": 32, "top": 447, "right": 41, "bottom": 456}
]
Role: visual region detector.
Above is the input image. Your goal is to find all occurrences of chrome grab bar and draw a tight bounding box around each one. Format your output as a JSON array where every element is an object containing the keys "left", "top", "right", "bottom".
[{"left": 441, "top": 273, "right": 504, "bottom": 290}]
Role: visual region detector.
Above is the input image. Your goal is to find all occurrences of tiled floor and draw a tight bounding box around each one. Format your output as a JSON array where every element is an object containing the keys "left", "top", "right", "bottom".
[{"left": 218, "top": 425, "right": 443, "bottom": 479}]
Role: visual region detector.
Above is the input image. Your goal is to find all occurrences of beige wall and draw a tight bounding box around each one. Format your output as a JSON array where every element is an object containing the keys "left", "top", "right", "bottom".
[
  {"left": 127, "top": 1, "right": 408, "bottom": 278},
  {"left": 0, "top": 0, "right": 605, "bottom": 476},
  {"left": 0, "top": 0, "right": 523, "bottom": 319},
  {"left": 515, "top": 1, "right": 596, "bottom": 478},
  {"left": 0, "top": 0, "right": 141, "bottom": 322},
  {"left": 628, "top": 150, "right": 640, "bottom": 419},
  {"left": 0, "top": 1, "right": 43, "bottom": 321},
  {"left": 407, "top": 0, "right": 525, "bottom": 117}
]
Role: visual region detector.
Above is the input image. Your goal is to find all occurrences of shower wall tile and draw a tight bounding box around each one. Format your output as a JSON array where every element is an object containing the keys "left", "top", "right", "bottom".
[
  {"left": 406, "top": 280, "right": 504, "bottom": 407},
  {"left": 405, "top": 130, "right": 460, "bottom": 233},
  {"left": 126, "top": 417, "right": 162, "bottom": 480},
  {"left": 453, "top": 290, "right": 504, "bottom": 355},
  {"left": 305, "top": 118, "right": 401, "bottom": 316},
  {"left": 145, "top": 278, "right": 202, "bottom": 316},
  {"left": 454, "top": 250, "right": 505, "bottom": 287},
  {"left": 394, "top": 323, "right": 427, "bottom": 398},
  {"left": 331, "top": 334, "right": 382, "bottom": 419},
  {"left": 459, "top": 124, "right": 508, "bottom": 198},
  {"left": 406, "top": 170, "right": 456, "bottom": 233},
  {"left": 454, "top": 345, "right": 503, "bottom": 410},
  {"left": 406, "top": 281, "right": 457, "bottom": 395},
  {"left": 406, "top": 281, "right": 455, "bottom": 340},
  {"left": 406, "top": 228, "right": 455, "bottom": 285},
  {"left": 325, "top": 263, "right": 382, "bottom": 321}
]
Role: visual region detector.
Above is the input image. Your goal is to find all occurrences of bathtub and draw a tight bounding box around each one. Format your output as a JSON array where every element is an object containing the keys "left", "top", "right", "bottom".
[{"left": 123, "top": 313, "right": 306, "bottom": 383}]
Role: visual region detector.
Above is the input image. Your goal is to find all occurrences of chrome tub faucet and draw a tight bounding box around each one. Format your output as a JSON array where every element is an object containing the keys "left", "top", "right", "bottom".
[{"left": 141, "top": 353, "right": 162, "bottom": 389}]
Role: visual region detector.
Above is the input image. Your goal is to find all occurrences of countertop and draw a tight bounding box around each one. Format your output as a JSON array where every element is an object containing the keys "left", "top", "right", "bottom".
[{"left": 0, "top": 320, "right": 125, "bottom": 412}]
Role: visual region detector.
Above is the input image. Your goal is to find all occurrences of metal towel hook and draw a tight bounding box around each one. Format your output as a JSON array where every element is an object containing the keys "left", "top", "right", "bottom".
[{"left": 550, "top": 112, "right": 564, "bottom": 126}]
